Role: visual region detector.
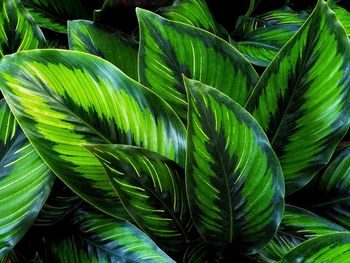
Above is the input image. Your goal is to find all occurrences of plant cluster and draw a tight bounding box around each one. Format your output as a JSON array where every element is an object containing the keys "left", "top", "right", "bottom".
[{"left": 1, "top": 0, "right": 350, "bottom": 262}]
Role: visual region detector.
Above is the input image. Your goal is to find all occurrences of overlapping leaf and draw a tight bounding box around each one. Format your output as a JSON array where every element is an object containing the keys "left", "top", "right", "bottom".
[
  {"left": 0, "top": 49, "right": 186, "bottom": 219},
  {"left": 280, "top": 233, "right": 350, "bottom": 262},
  {"left": 88, "top": 144, "right": 190, "bottom": 251},
  {"left": 137, "top": 8, "right": 258, "bottom": 119},
  {"left": 0, "top": 99, "right": 54, "bottom": 256},
  {"left": 68, "top": 20, "right": 138, "bottom": 80},
  {"left": 331, "top": 4, "right": 350, "bottom": 37},
  {"left": 259, "top": 205, "right": 347, "bottom": 262},
  {"left": 246, "top": 0, "right": 350, "bottom": 194},
  {"left": 49, "top": 207, "right": 174, "bottom": 263},
  {"left": 184, "top": 78, "right": 284, "bottom": 253},
  {"left": 0, "top": 0, "right": 46, "bottom": 57}
]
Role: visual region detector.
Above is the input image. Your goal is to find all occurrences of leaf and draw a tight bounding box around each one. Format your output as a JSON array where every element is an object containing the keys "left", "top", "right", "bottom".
[
  {"left": 331, "top": 4, "right": 350, "bottom": 37},
  {"left": 236, "top": 7, "right": 308, "bottom": 67},
  {"left": 68, "top": 20, "right": 138, "bottom": 80},
  {"left": 184, "top": 78, "right": 284, "bottom": 254},
  {"left": 0, "top": 49, "right": 186, "bottom": 219},
  {"left": 49, "top": 207, "right": 175, "bottom": 263},
  {"left": 87, "top": 144, "right": 190, "bottom": 251},
  {"left": 280, "top": 233, "right": 350, "bottom": 262},
  {"left": 21, "top": 0, "right": 96, "bottom": 33},
  {"left": 0, "top": 99, "right": 54, "bottom": 256},
  {"left": 0, "top": 0, "right": 46, "bottom": 57},
  {"left": 258, "top": 205, "right": 347, "bottom": 262},
  {"left": 245, "top": 0, "right": 350, "bottom": 194},
  {"left": 137, "top": 8, "right": 258, "bottom": 120},
  {"left": 34, "top": 179, "right": 82, "bottom": 227}
]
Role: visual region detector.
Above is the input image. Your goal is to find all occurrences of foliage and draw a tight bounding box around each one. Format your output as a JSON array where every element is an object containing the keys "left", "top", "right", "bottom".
[{"left": 1, "top": 0, "right": 350, "bottom": 262}]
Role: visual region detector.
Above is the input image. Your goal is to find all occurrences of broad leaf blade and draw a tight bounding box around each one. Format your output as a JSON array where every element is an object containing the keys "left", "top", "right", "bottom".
[
  {"left": 331, "top": 4, "right": 350, "bottom": 37},
  {"left": 137, "top": 8, "right": 258, "bottom": 119},
  {"left": 184, "top": 78, "right": 284, "bottom": 253},
  {"left": 88, "top": 144, "right": 190, "bottom": 251},
  {"left": 50, "top": 207, "right": 174, "bottom": 263},
  {"left": 246, "top": 0, "right": 350, "bottom": 194},
  {"left": 0, "top": 49, "right": 186, "bottom": 219},
  {"left": 0, "top": 99, "right": 54, "bottom": 256},
  {"left": 0, "top": 0, "right": 45, "bottom": 57},
  {"left": 280, "top": 233, "right": 350, "bottom": 262},
  {"left": 259, "top": 205, "right": 347, "bottom": 262},
  {"left": 68, "top": 20, "right": 138, "bottom": 80}
]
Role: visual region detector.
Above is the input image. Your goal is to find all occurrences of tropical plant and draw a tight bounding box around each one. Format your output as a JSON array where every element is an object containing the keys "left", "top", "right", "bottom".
[{"left": 1, "top": 0, "right": 350, "bottom": 262}]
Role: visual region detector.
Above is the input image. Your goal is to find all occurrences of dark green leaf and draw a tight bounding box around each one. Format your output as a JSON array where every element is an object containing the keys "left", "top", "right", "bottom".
[
  {"left": 50, "top": 207, "right": 174, "bottom": 263},
  {"left": 0, "top": 99, "right": 54, "bottom": 256},
  {"left": 0, "top": 49, "right": 186, "bottom": 219},
  {"left": 88, "top": 144, "right": 190, "bottom": 251},
  {"left": 280, "top": 233, "right": 350, "bottom": 262},
  {"left": 137, "top": 8, "right": 258, "bottom": 119},
  {"left": 246, "top": 0, "right": 350, "bottom": 194},
  {"left": 68, "top": 20, "right": 138, "bottom": 80},
  {"left": 184, "top": 78, "right": 284, "bottom": 254}
]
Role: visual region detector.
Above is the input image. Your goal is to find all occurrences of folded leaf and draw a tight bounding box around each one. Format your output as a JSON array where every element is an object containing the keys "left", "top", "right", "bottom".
[
  {"left": 49, "top": 207, "right": 174, "bottom": 263},
  {"left": 88, "top": 144, "right": 190, "bottom": 251},
  {"left": 184, "top": 78, "right": 284, "bottom": 254},
  {"left": 0, "top": 0, "right": 46, "bottom": 57},
  {"left": 246, "top": 0, "right": 350, "bottom": 194},
  {"left": 259, "top": 205, "right": 347, "bottom": 262},
  {"left": 68, "top": 20, "right": 138, "bottom": 80},
  {"left": 0, "top": 99, "right": 54, "bottom": 256},
  {"left": 280, "top": 233, "right": 350, "bottom": 262},
  {"left": 137, "top": 8, "right": 258, "bottom": 119},
  {"left": 0, "top": 50, "right": 186, "bottom": 219}
]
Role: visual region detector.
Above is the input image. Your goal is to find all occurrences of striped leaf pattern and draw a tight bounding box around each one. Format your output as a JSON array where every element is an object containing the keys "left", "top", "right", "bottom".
[
  {"left": 50, "top": 207, "right": 174, "bottom": 263},
  {"left": 137, "top": 8, "right": 258, "bottom": 119},
  {"left": 68, "top": 20, "right": 138, "bottom": 80},
  {"left": 246, "top": 0, "right": 350, "bottom": 194},
  {"left": 259, "top": 205, "right": 347, "bottom": 262},
  {"left": 0, "top": 0, "right": 46, "bottom": 57},
  {"left": 88, "top": 144, "right": 190, "bottom": 251},
  {"left": 0, "top": 99, "right": 54, "bottom": 256},
  {"left": 185, "top": 78, "right": 284, "bottom": 253},
  {"left": 331, "top": 4, "right": 350, "bottom": 37},
  {"left": 0, "top": 50, "right": 186, "bottom": 219},
  {"left": 280, "top": 233, "right": 350, "bottom": 262}
]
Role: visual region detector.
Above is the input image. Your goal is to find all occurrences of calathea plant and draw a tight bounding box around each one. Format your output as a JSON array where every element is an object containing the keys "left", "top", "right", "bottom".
[{"left": 1, "top": 0, "right": 350, "bottom": 262}]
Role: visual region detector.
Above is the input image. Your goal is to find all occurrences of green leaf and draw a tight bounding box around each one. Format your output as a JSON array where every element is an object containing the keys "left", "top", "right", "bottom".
[
  {"left": 87, "top": 144, "right": 190, "bottom": 251},
  {"left": 21, "top": 0, "right": 94, "bottom": 33},
  {"left": 236, "top": 7, "right": 308, "bottom": 67},
  {"left": 68, "top": 20, "right": 138, "bottom": 80},
  {"left": 280, "top": 233, "right": 350, "bottom": 262},
  {"left": 184, "top": 78, "right": 284, "bottom": 254},
  {"left": 331, "top": 4, "right": 350, "bottom": 37},
  {"left": 0, "top": 49, "right": 186, "bottom": 219},
  {"left": 34, "top": 179, "right": 82, "bottom": 227},
  {"left": 0, "top": 0, "right": 46, "bottom": 57},
  {"left": 245, "top": 0, "right": 350, "bottom": 194},
  {"left": 0, "top": 99, "right": 54, "bottom": 256},
  {"left": 137, "top": 8, "right": 258, "bottom": 120},
  {"left": 49, "top": 207, "right": 174, "bottom": 263},
  {"left": 259, "top": 205, "right": 347, "bottom": 262}
]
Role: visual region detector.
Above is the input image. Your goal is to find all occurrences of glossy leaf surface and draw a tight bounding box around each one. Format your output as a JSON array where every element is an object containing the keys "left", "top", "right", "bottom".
[
  {"left": 0, "top": 49, "right": 186, "bottom": 219},
  {"left": 185, "top": 78, "right": 284, "bottom": 253},
  {"left": 246, "top": 0, "right": 350, "bottom": 194},
  {"left": 88, "top": 144, "right": 190, "bottom": 251}
]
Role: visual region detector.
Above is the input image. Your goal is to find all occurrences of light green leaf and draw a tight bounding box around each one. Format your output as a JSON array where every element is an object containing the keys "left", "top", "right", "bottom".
[
  {"left": 280, "top": 233, "right": 350, "bottom": 262},
  {"left": 0, "top": 0, "right": 45, "bottom": 57},
  {"left": 137, "top": 8, "right": 258, "bottom": 120},
  {"left": 331, "top": 4, "right": 350, "bottom": 37},
  {"left": 0, "top": 99, "right": 54, "bottom": 257},
  {"left": 87, "top": 144, "right": 190, "bottom": 251},
  {"left": 184, "top": 78, "right": 284, "bottom": 254},
  {"left": 68, "top": 20, "right": 138, "bottom": 80},
  {"left": 0, "top": 49, "right": 186, "bottom": 219},
  {"left": 259, "top": 205, "right": 347, "bottom": 262},
  {"left": 245, "top": 0, "right": 350, "bottom": 194},
  {"left": 50, "top": 207, "right": 174, "bottom": 263}
]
